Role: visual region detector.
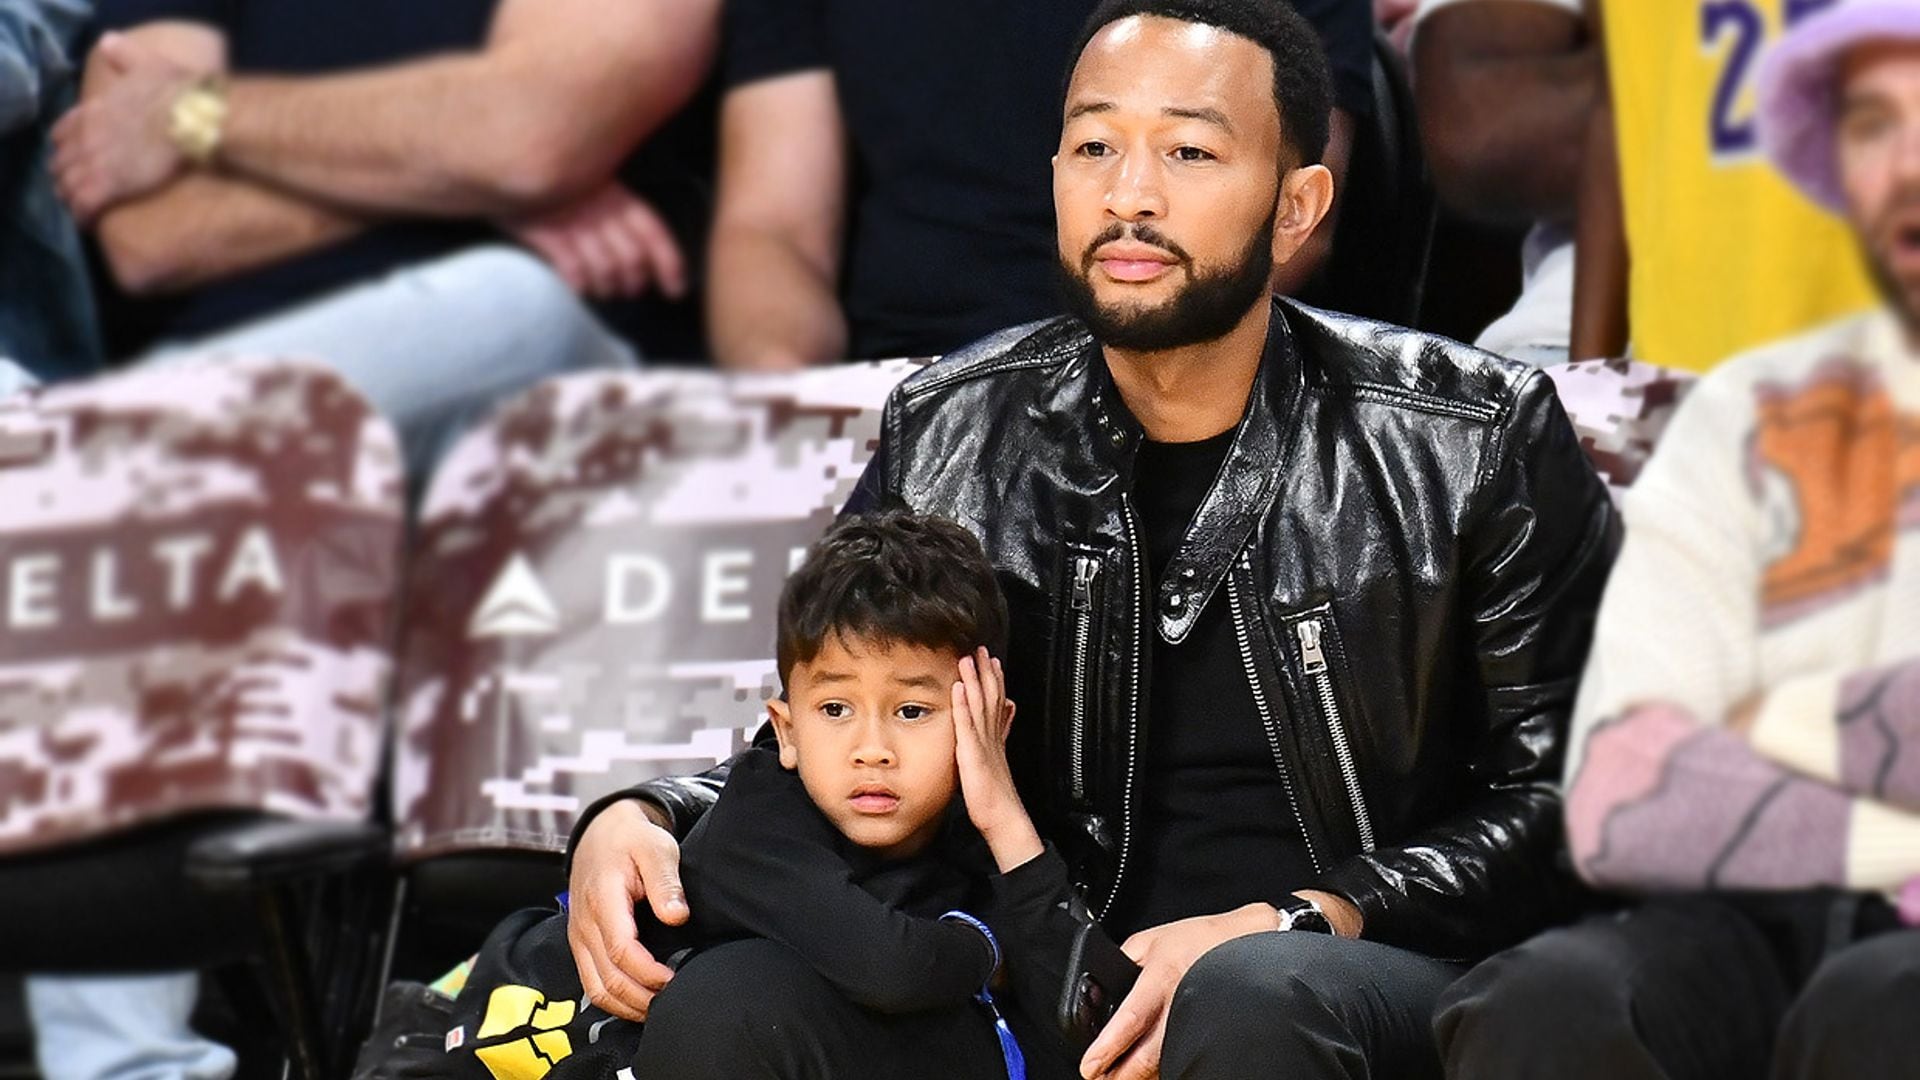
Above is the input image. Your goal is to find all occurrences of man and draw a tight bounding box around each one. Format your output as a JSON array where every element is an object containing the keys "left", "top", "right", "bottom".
[
  {"left": 46, "top": 0, "right": 715, "bottom": 461},
  {"left": 705, "top": 0, "right": 1375, "bottom": 371},
  {"left": 1569, "top": 0, "right": 1875, "bottom": 370},
  {"left": 1412, "top": 0, "right": 1593, "bottom": 366},
  {"left": 1434, "top": 2, "right": 1920, "bottom": 1075},
  {"left": 566, "top": 2, "right": 1616, "bottom": 1077}
]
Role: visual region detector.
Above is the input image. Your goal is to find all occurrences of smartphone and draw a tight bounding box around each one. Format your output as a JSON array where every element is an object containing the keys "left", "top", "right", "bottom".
[{"left": 1056, "top": 920, "right": 1141, "bottom": 1055}]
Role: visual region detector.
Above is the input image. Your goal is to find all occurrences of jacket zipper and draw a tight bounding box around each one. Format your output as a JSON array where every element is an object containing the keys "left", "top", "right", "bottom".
[
  {"left": 1068, "top": 554, "right": 1101, "bottom": 803},
  {"left": 1227, "top": 561, "right": 1323, "bottom": 875},
  {"left": 1094, "top": 501, "right": 1147, "bottom": 921},
  {"left": 1296, "top": 617, "right": 1376, "bottom": 851}
]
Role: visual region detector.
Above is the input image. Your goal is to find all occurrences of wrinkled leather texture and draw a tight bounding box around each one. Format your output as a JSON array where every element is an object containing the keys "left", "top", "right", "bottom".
[{"left": 609, "top": 299, "right": 1618, "bottom": 961}]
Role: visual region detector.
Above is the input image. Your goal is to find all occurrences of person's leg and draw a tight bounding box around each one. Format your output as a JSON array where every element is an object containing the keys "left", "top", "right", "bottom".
[
  {"left": 1772, "top": 929, "right": 1920, "bottom": 1079},
  {"left": 1159, "top": 931, "right": 1466, "bottom": 1080},
  {"left": 26, "top": 973, "right": 236, "bottom": 1080},
  {"left": 1434, "top": 898, "right": 1789, "bottom": 1080},
  {"left": 634, "top": 938, "right": 1036, "bottom": 1080},
  {"left": 141, "top": 245, "right": 639, "bottom": 474},
  {"left": 0, "top": 357, "right": 37, "bottom": 398}
]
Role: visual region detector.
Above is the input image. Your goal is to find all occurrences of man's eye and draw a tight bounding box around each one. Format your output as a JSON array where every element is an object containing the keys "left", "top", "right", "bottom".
[
  {"left": 1078, "top": 141, "right": 1111, "bottom": 158},
  {"left": 1173, "top": 146, "right": 1215, "bottom": 162}
]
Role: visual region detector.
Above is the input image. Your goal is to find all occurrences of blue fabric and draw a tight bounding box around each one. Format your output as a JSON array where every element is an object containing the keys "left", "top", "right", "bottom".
[
  {"left": 0, "top": 0, "right": 104, "bottom": 382},
  {"left": 941, "top": 910, "right": 1027, "bottom": 1080}
]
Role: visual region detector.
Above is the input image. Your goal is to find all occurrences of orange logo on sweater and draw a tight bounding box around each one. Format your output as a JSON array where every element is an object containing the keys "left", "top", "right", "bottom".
[{"left": 1751, "top": 361, "right": 1920, "bottom": 625}]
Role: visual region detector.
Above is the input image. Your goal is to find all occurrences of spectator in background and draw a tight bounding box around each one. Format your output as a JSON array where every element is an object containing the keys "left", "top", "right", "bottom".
[
  {"left": 1, "top": 0, "right": 101, "bottom": 384},
  {"left": 1412, "top": 0, "right": 1592, "bottom": 366},
  {"left": 1434, "top": 4, "right": 1920, "bottom": 1075},
  {"left": 1570, "top": 0, "right": 1874, "bottom": 370},
  {"left": 48, "top": 0, "right": 717, "bottom": 464},
  {"left": 705, "top": 0, "right": 1376, "bottom": 371}
]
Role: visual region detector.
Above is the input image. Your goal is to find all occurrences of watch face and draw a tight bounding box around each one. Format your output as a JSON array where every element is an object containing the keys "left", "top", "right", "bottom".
[{"left": 1280, "top": 904, "right": 1333, "bottom": 934}]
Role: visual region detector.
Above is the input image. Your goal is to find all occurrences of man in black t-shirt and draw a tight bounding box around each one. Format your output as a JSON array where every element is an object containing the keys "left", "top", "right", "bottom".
[
  {"left": 49, "top": 0, "right": 718, "bottom": 463},
  {"left": 707, "top": 0, "right": 1374, "bottom": 370}
]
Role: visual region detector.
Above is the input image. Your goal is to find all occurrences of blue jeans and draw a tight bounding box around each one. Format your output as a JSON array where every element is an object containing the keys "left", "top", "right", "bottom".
[
  {"left": 141, "top": 244, "right": 639, "bottom": 474},
  {"left": 25, "top": 974, "right": 235, "bottom": 1080}
]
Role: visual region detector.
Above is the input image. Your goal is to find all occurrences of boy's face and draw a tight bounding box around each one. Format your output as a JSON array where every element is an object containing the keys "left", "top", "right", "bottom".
[{"left": 768, "top": 634, "right": 962, "bottom": 860}]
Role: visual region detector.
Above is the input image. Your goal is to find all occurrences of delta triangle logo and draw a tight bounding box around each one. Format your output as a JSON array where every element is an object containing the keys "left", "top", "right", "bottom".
[{"left": 468, "top": 553, "right": 562, "bottom": 640}]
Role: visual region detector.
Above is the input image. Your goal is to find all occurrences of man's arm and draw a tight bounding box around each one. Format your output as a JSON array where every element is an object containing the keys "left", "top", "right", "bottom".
[
  {"left": 1413, "top": 0, "right": 1596, "bottom": 227},
  {"left": 217, "top": 0, "right": 715, "bottom": 215},
  {"left": 59, "top": 0, "right": 716, "bottom": 221},
  {"left": 1311, "top": 372, "right": 1621, "bottom": 958},
  {"left": 95, "top": 172, "right": 364, "bottom": 294},
  {"left": 1742, "top": 657, "right": 1920, "bottom": 813},
  {"left": 1568, "top": 704, "right": 1920, "bottom": 893},
  {"left": 706, "top": 71, "right": 848, "bottom": 371},
  {"left": 56, "top": 18, "right": 371, "bottom": 291},
  {"left": 1569, "top": 0, "right": 1629, "bottom": 359}
]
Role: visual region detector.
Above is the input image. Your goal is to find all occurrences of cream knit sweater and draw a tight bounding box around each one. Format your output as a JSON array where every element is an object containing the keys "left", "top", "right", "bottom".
[{"left": 1564, "top": 309, "right": 1920, "bottom": 894}]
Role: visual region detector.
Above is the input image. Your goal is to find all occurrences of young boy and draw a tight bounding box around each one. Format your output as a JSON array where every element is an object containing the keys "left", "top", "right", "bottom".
[{"left": 439, "top": 512, "right": 1093, "bottom": 1080}]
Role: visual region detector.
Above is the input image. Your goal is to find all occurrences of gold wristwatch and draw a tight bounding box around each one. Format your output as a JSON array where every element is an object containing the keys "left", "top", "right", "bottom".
[{"left": 168, "top": 77, "right": 229, "bottom": 166}]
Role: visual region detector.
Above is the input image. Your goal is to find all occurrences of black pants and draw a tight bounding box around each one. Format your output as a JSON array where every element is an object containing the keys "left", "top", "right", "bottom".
[
  {"left": 638, "top": 932, "right": 1464, "bottom": 1079},
  {"left": 1435, "top": 896, "right": 1920, "bottom": 1079},
  {"left": 0, "top": 813, "right": 260, "bottom": 973}
]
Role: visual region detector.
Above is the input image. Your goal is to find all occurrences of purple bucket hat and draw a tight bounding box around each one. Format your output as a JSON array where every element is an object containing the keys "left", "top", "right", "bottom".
[{"left": 1757, "top": 0, "right": 1920, "bottom": 212}]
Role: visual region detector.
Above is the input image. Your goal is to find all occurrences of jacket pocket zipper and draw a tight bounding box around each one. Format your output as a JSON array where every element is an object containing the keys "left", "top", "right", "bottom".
[
  {"left": 1068, "top": 553, "right": 1101, "bottom": 804},
  {"left": 1228, "top": 566, "right": 1322, "bottom": 875},
  {"left": 1295, "top": 617, "right": 1375, "bottom": 851}
]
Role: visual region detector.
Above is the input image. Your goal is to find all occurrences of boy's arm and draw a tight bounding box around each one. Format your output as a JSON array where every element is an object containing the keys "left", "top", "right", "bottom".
[{"left": 693, "top": 754, "right": 995, "bottom": 1012}]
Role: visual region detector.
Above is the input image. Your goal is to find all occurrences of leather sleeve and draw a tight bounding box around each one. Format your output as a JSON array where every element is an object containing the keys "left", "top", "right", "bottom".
[{"left": 1313, "top": 370, "right": 1620, "bottom": 959}]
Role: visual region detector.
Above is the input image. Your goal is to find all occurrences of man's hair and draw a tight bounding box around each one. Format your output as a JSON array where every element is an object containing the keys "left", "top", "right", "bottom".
[
  {"left": 1066, "top": 0, "right": 1334, "bottom": 167},
  {"left": 776, "top": 512, "right": 1009, "bottom": 686}
]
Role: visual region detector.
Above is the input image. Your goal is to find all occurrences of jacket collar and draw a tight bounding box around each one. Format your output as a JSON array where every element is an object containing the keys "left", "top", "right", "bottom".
[{"left": 1086, "top": 299, "right": 1305, "bottom": 643}]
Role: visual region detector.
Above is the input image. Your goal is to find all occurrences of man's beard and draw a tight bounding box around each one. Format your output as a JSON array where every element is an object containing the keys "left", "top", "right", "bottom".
[
  {"left": 1860, "top": 185, "right": 1920, "bottom": 337},
  {"left": 1056, "top": 212, "right": 1275, "bottom": 352}
]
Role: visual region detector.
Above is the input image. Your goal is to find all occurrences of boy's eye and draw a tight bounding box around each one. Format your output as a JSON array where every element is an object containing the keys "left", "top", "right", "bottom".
[
  {"left": 896, "top": 704, "right": 931, "bottom": 722},
  {"left": 821, "top": 702, "right": 851, "bottom": 720}
]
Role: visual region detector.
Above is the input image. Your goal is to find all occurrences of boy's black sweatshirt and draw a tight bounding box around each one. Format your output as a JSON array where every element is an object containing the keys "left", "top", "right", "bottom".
[{"left": 649, "top": 747, "right": 1091, "bottom": 1026}]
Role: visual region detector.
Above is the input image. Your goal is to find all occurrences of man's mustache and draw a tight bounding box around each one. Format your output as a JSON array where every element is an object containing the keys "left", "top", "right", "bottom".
[{"left": 1081, "top": 222, "right": 1192, "bottom": 270}]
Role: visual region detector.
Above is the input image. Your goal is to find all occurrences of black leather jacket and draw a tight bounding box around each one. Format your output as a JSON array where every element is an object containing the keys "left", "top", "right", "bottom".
[{"left": 588, "top": 299, "right": 1618, "bottom": 961}]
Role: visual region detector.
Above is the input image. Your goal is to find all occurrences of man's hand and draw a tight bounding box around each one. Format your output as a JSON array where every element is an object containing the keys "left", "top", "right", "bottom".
[
  {"left": 504, "top": 184, "right": 687, "bottom": 300},
  {"left": 52, "top": 32, "right": 205, "bottom": 223},
  {"left": 1080, "top": 904, "right": 1274, "bottom": 1079},
  {"left": 952, "top": 649, "right": 1044, "bottom": 872},
  {"left": 565, "top": 799, "right": 690, "bottom": 1021}
]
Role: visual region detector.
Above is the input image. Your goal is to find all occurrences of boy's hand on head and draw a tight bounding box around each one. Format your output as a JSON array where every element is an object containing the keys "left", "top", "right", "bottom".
[
  {"left": 566, "top": 799, "right": 688, "bottom": 1020},
  {"left": 953, "top": 648, "right": 1045, "bottom": 872}
]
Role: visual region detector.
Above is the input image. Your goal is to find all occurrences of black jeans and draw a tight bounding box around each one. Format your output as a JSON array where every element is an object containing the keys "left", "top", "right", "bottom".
[
  {"left": 0, "top": 813, "right": 259, "bottom": 973},
  {"left": 1435, "top": 896, "right": 1920, "bottom": 1079},
  {"left": 637, "top": 932, "right": 1465, "bottom": 1079}
]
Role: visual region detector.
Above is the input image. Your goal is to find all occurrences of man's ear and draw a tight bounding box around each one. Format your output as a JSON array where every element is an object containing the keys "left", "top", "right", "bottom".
[
  {"left": 768, "top": 699, "right": 799, "bottom": 770},
  {"left": 1271, "top": 163, "right": 1335, "bottom": 269}
]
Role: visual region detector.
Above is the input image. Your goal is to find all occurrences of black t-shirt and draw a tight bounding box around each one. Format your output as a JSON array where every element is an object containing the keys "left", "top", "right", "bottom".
[
  {"left": 92, "top": 0, "right": 715, "bottom": 358},
  {"left": 1106, "top": 428, "right": 1317, "bottom": 938},
  {"left": 722, "top": 0, "right": 1373, "bottom": 361}
]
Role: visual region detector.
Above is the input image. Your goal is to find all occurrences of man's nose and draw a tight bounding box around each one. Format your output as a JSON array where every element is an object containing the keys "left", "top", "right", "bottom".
[{"left": 1106, "top": 148, "right": 1166, "bottom": 221}]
